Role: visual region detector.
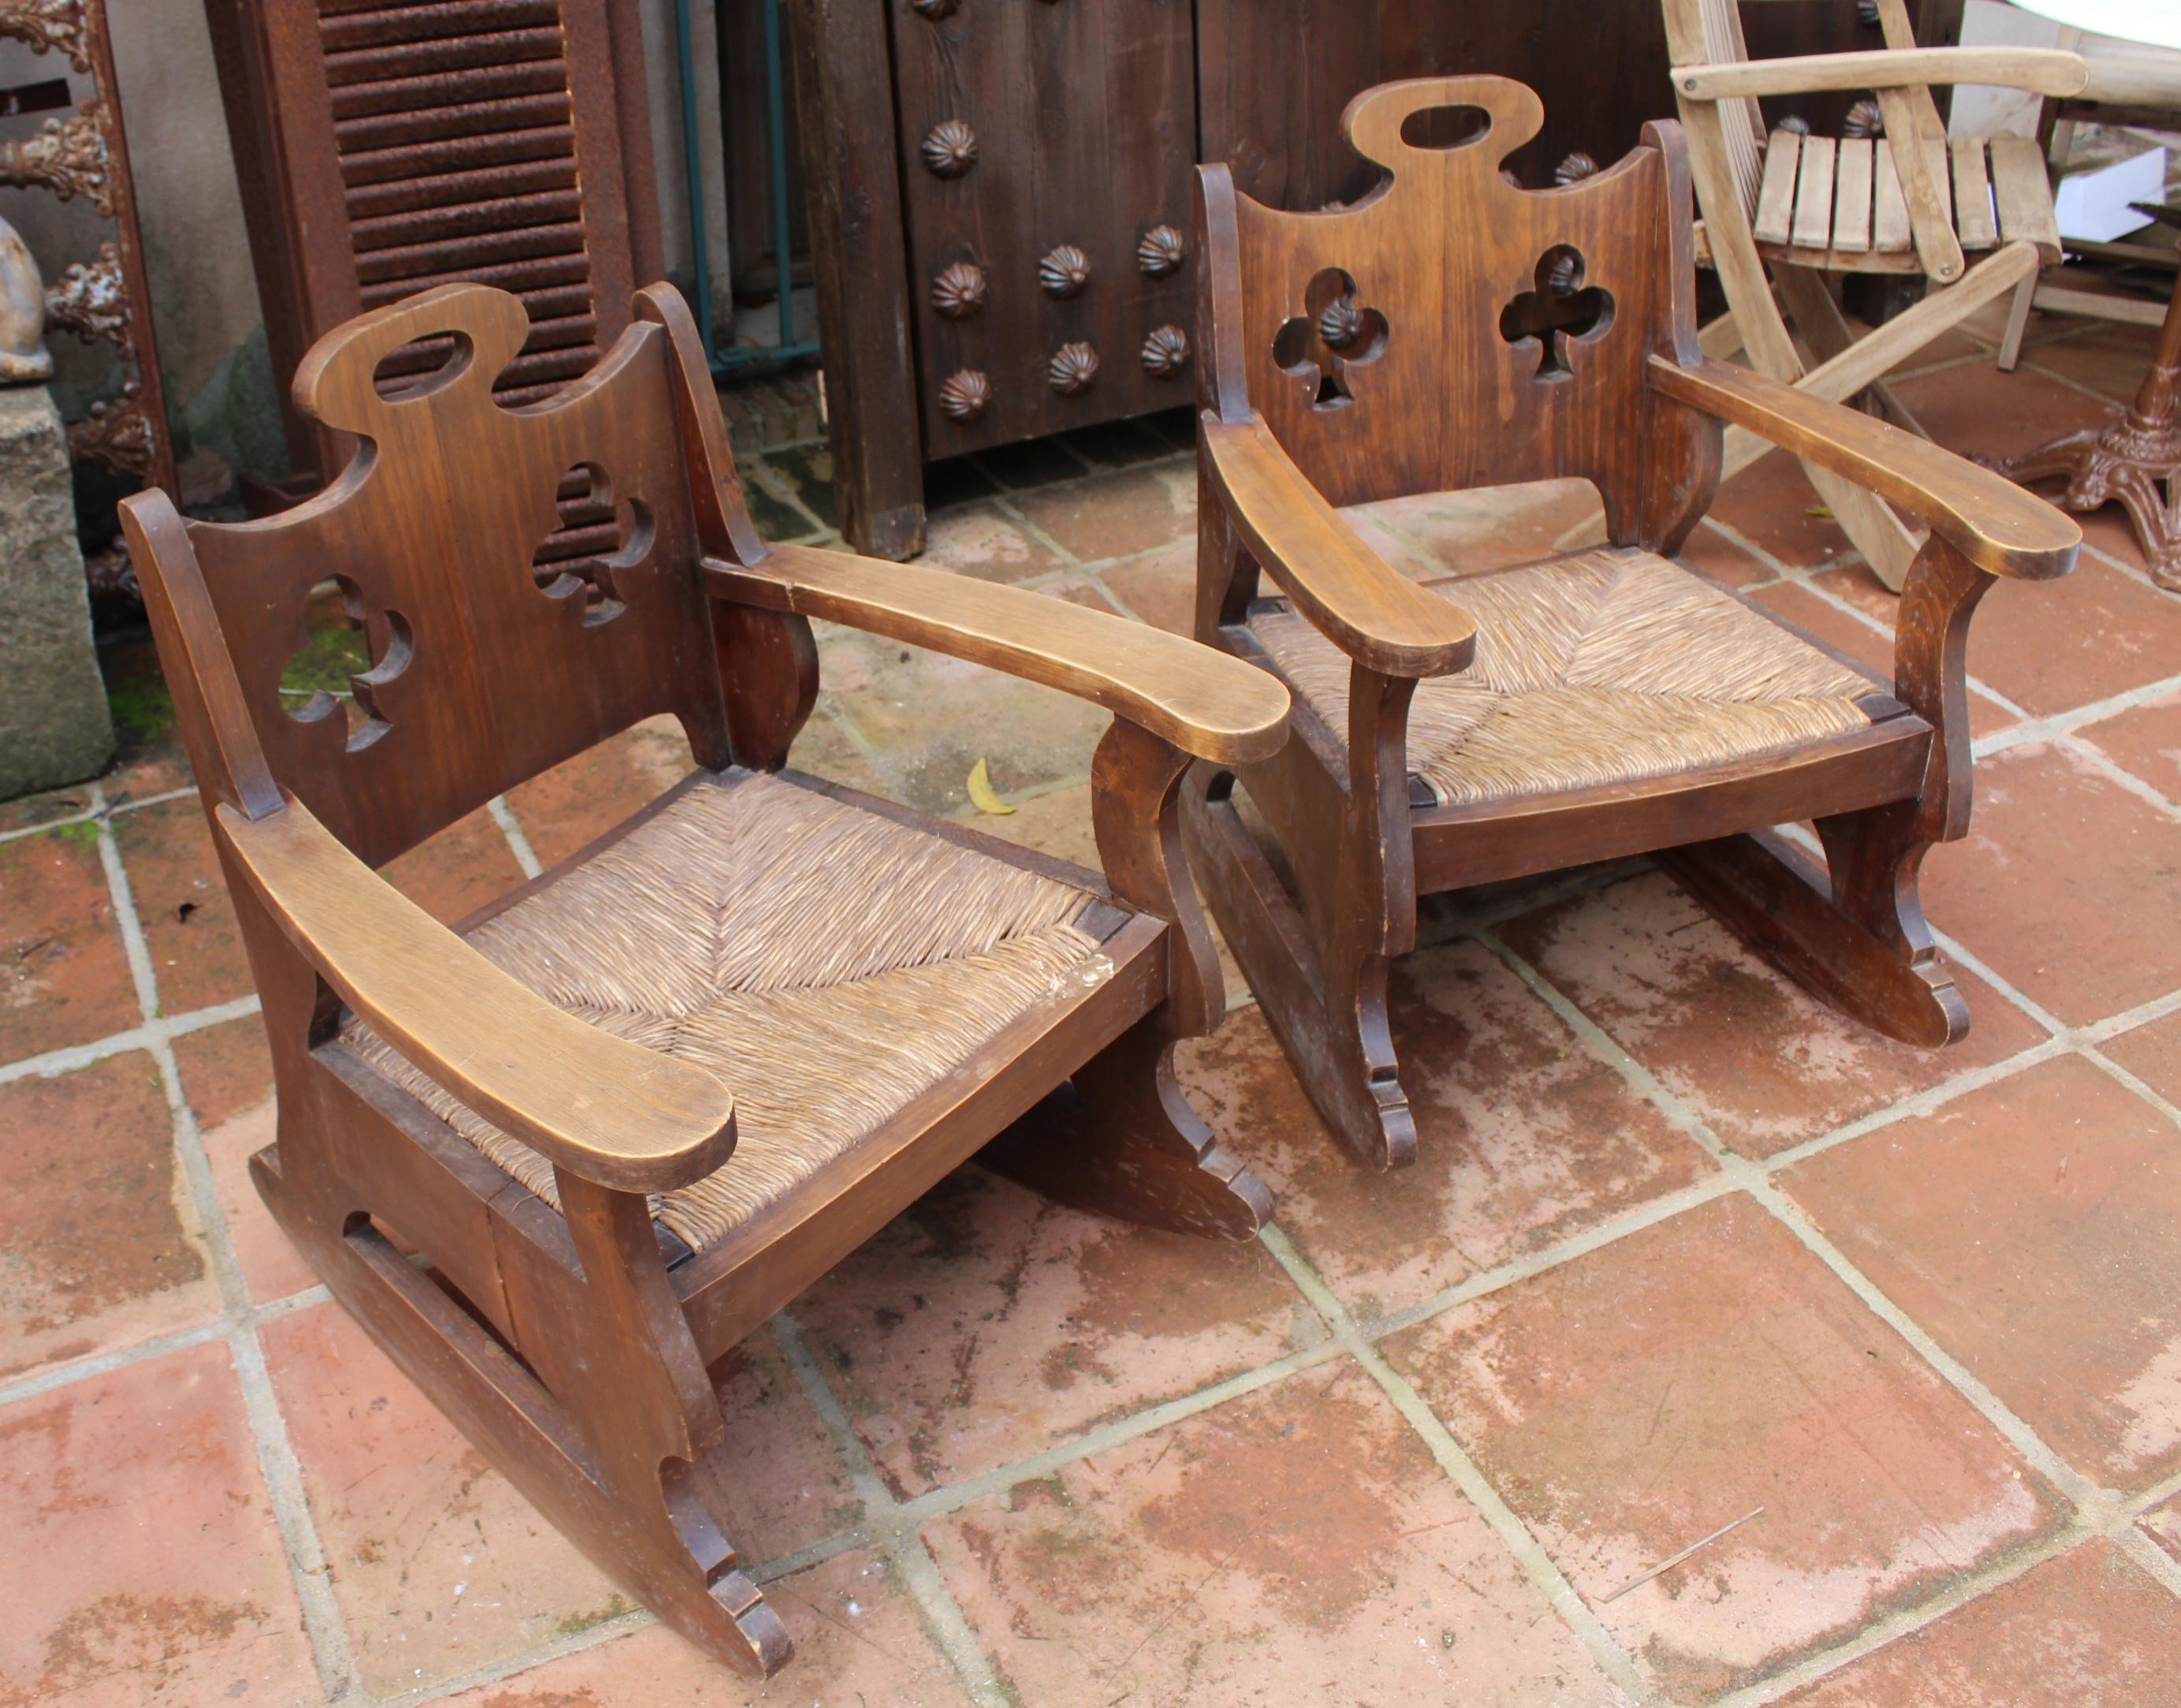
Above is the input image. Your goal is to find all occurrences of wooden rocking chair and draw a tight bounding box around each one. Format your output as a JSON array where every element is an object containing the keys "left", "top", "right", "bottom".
[
  {"left": 1664, "top": 0, "right": 2086, "bottom": 590},
  {"left": 121, "top": 283, "right": 1287, "bottom": 1676},
  {"left": 1185, "top": 76, "right": 2079, "bottom": 1171}
]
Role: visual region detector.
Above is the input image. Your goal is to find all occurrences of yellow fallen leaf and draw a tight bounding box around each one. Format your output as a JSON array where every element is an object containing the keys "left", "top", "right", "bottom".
[
  {"left": 966, "top": 756, "right": 1014, "bottom": 815},
  {"left": 1804, "top": 504, "right": 1833, "bottom": 519}
]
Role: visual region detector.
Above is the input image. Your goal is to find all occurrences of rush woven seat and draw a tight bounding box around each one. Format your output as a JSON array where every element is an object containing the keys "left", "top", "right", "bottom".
[
  {"left": 343, "top": 770, "right": 1114, "bottom": 1253},
  {"left": 1248, "top": 547, "right": 1874, "bottom": 807}
]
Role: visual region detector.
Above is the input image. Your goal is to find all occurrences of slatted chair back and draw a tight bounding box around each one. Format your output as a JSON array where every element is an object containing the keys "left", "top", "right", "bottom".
[
  {"left": 1199, "top": 76, "right": 1707, "bottom": 535},
  {"left": 123, "top": 285, "right": 747, "bottom": 871},
  {"left": 1674, "top": 0, "right": 1769, "bottom": 217}
]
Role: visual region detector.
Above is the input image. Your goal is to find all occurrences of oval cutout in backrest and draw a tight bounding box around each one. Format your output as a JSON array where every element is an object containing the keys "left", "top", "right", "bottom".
[
  {"left": 1398, "top": 104, "right": 1489, "bottom": 151},
  {"left": 371, "top": 331, "right": 474, "bottom": 401}
]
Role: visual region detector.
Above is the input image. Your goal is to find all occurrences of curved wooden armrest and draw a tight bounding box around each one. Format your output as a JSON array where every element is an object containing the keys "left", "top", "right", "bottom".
[
  {"left": 2080, "top": 58, "right": 2181, "bottom": 110},
  {"left": 1201, "top": 415, "right": 1477, "bottom": 678},
  {"left": 1646, "top": 356, "right": 2080, "bottom": 581},
  {"left": 705, "top": 543, "right": 1289, "bottom": 766},
  {"left": 217, "top": 798, "right": 738, "bottom": 1194},
  {"left": 1674, "top": 47, "right": 2087, "bottom": 102}
]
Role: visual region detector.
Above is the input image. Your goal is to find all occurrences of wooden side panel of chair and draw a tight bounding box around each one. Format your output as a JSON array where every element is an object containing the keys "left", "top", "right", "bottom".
[
  {"left": 173, "top": 285, "right": 736, "bottom": 869},
  {"left": 1213, "top": 76, "right": 1683, "bottom": 534}
]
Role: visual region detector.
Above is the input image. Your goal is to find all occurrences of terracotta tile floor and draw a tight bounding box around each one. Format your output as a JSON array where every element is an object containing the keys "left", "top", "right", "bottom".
[{"left": 5, "top": 308, "right": 2181, "bottom": 1707}]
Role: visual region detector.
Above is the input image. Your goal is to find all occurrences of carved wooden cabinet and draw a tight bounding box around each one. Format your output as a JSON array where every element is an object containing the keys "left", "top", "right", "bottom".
[{"left": 890, "top": 0, "right": 1198, "bottom": 456}]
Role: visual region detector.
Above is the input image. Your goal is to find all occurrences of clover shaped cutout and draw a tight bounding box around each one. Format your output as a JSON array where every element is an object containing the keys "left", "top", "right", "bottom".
[
  {"left": 1273, "top": 267, "right": 1389, "bottom": 410},
  {"left": 280, "top": 574, "right": 412, "bottom": 753},
  {"left": 1498, "top": 244, "right": 1613, "bottom": 379},
  {"left": 531, "top": 461, "right": 655, "bottom": 627}
]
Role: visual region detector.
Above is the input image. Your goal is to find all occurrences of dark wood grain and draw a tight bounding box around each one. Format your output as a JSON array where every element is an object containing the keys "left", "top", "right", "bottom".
[{"left": 784, "top": 0, "right": 926, "bottom": 558}]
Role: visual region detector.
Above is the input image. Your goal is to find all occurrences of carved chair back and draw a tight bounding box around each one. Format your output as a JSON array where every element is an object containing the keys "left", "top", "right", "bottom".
[
  {"left": 1199, "top": 76, "right": 1703, "bottom": 533},
  {"left": 138, "top": 286, "right": 744, "bottom": 871}
]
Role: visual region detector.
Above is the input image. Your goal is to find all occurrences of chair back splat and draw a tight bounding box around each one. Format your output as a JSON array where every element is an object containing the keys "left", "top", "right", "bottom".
[
  {"left": 1202, "top": 76, "right": 1714, "bottom": 540},
  {"left": 151, "top": 285, "right": 744, "bottom": 869}
]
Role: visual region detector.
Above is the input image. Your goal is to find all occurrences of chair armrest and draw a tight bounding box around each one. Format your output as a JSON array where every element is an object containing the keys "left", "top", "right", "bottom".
[
  {"left": 1646, "top": 355, "right": 2079, "bottom": 580},
  {"left": 2079, "top": 57, "right": 2181, "bottom": 110},
  {"left": 704, "top": 543, "right": 1289, "bottom": 766},
  {"left": 1674, "top": 47, "right": 2086, "bottom": 102},
  {"left": 216, "top": 797, "right": 738, "bottom": 1194},
  {"left": 1201, "top": 415, "right": 1476, "bottom": 678}
]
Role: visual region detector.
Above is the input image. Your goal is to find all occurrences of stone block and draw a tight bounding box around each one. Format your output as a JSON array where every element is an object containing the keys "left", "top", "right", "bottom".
[{"left": 0, "top": 386, "right": 112, "bottom": 799}]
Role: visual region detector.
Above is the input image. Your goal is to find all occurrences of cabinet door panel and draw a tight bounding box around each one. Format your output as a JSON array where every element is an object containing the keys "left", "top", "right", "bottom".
[{"left": 891, "top": 0, "right": 1196, "bottom": 454}]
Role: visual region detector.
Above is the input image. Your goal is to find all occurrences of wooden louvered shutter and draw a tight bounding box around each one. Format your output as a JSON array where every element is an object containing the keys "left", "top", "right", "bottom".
[{"left": 205, "top": 0, "right": 662, "bottom": 483}]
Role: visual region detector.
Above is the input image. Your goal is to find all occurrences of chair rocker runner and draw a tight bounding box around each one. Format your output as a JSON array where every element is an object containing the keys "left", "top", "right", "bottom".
[
  {"left": 122, "top": 282, "right": 1288, "bottom": 1677},
  {"left": 1186, "top": 75, "right": 2080, "bottom": 1172},
  {"left": 1663, "top": 0, "right": 2086, "bottom": 590}
]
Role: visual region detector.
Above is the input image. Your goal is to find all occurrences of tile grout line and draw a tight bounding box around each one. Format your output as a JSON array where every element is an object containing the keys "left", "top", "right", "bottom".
[
  {"left": 1364, "top": 1173, "right": 1741, "bottom": 1342},
  {"left": 766, "top": 1310, "right": 1013, "bottom": 1708},
  {"left": 986, "top": 488, "right": 1089, "bottom": 571},
  {"left": 1727, "top": 1451, "right": 2181, "bottom": 1702},
  {"left": 1254, "top": 1223, "right": 1661, "bottom": 1706},
  {"left": 0, "top": 1314, "right": 232, "bottom": 1408},
  {"left": 885, "top": 1340, "right": 1344, "bottom": 1531},
  {"left": 0, "top": 781, "right": 202, "bottom": 847},
  {"left": 372, "top": 1609, "right": 659, "bottom": 1708},
  {"left": 2074, "top": 530, "right": 2171, "bottom": 593},
  {"left": 1755, "top": 547, "right": 2181, "bottom": 803},
  {"left": 1481, "top": 927, "right": 2108, "bottom": 1506},
  {"left": 0, "top": 988, "right": 263, "bottom": 1088},
  {"left": 0, "top": 1276, "right": 333, "bottom": 1414},
  {"left": 1707, "top": 1522, "right": 2098, "bottom": 1707},
  {"left": 1754, "top": 1035, "right": 2071, "bottom": 1173},
  {"left": 2114, "top": 1521, "right": 2181, "bottom": 1600},
  {"left": 485, "top": 793, "right": 544, "bottom": 880},
  {"left": 13, "top": 846, "right": 2171, "bottom": 1704},
  {"left": 2078, "top": 1044, "right": 2181, "bottom": 1133},
  {"left": 389, "top": 1335, "right": 1353, "bottom": 1705},
  {"left": 1466, "top": 931, "right": 2181, "bottom": 1689},
  {"left": 2018, "top": 349, "right": 2149, "bottom": 415},
  {"left": 89, "top": 782, "right": 366, "bottom": 1705}
]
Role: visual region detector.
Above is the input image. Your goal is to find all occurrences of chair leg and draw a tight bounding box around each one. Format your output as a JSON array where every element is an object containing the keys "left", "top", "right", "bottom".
[
  {"left": 1657, "top": 811, "right": 1967, "bottom": 1051},
  {"left": 1182, "top": 771, "right": 1418, "bottom": 1171},
  {"left": 983, "top": 1014, "right": 1271, "bottom": 1239},
  {"left": 252, "top": 1144, "right": 794, "bottom": 1680},
  {"left": 1997, "top": 270, "right": 2039, "bottom": 371}
]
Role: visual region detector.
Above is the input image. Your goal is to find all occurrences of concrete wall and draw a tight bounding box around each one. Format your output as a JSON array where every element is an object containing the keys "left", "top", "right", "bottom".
[{"left": 0, "top": 2, "right": 725, "bottom": 510}]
